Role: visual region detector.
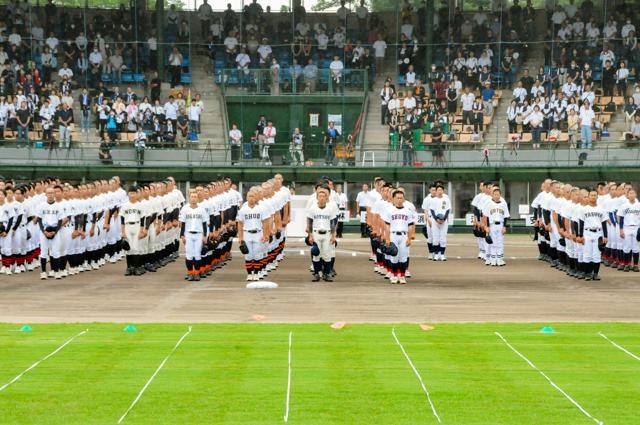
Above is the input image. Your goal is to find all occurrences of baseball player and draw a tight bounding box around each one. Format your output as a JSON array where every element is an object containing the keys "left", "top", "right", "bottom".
[
  {"left": 561, "top": 188, "right": 581, "bottom": 278},
  {"left": 179, "top": 191, "right": 208, "bottom": 281},
  {"left": 572, "top": 189, "right": 588, "bottom": 279},
  {"left": 366, "top": 177, "right": 384, "bottom": 261},
  {"left": 576, "top": 189, "right": 609, "bottom": 281},
  {"left": 427, "top": 184, "right": 451, "bottom": 261},
  {"left": 369, "top": 183, "right": 393, "bottom": 277},
  {"left": 482, "top": 187, "right": 510, "bottom": 266},
  {"left": 618, "top": 188, "right": 640, "bottom": 272},
  {"left": 306, "top": 186, "right": 338, "bottom": 282},
  {"left": 609, "top": 183, "right": 630, "bottom": 270},
  {"left": 421, "top": 184, "right": 437, "bottom": 259},
  {"left": 355, "top": 183, "right": 371, "bottom": 238},
  {"left": 237, "top": 187, "right": 269, "bottom": 281},
  {"left": 531, "top": 180, "right": 552, "bottom": 262},
  {"left": 0, "top": 189, "right": 16, "bottom": 275},
  {"left": 471, "top": 181, "right": 489, "bottom": 260},
  {"left": 120, "top": 186, "right": 147, "bottom": 276},
  {"left": 36, "top": 187, "right": 65, "bottom": 279},
  {"left": 382, "top": 189, "right": 416, "bottom": 284},
  {"left": 335, "top": 184, "right": 348, "bottom": 238}
]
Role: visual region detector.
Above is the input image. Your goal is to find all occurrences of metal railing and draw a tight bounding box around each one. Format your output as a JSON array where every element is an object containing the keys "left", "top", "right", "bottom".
[
  {"left": 1, "top": 139, "right": 639, "bottom": 168},
  {"left": 217, "top": 68, "right": 369, "bottom": 96}
]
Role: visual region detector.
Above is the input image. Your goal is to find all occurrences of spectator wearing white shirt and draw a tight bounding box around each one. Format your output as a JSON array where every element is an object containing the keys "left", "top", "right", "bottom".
[
  {"left": 356, "top": 0, "right": 368, "bottom": 39},
  {"left": 333, "top": 27, "right": 346, "bottom": 49},
  {"left": 223, "top": 31, "right": 239, "bottom": 60},
  {"left": 262, "top": 121, "right": 276, "bottom": 165},
  {"left": 400, "top": 18, "right": 413, "bottom": 39},
  {"left": 329, "top": 55, "right": 344, "bottom": 94},
  {"left": 572, "top": 18, "right": 585, "bottom": 37},
  {"left": 295, "top": 20, "right": 310, "bottom": 37},
  {"left": 45, "top": 32, "right": 59, "bottom": 53},
  {"left": 164, "top": 97, "right": 178, "bottom": 130},
  {"left": 404, "top": 91, "right": 416, "bottom": 110},
  {"left": 315, "top": 29, "right": 329, "bottom": 55},
  {"left": 372, "top": 35, "right": 387, "bottom": 72},
  {"left": 551, "top": 7, "right": 566, "bottom": 29},
  {"left": 257, "top": 39, "right": 272, "bottom": 66},
  {"left": 229, "top": 122, "right": 242, "bottom": 165},
  {"left": 235, "top": 48, "right": 251, "bottom": 87},
  {"left": 460, "top": 87, "right": 475, "bottom": 126},
  {"left": 405, "top": 64, "right": 416, "bottom": 87},
  {"left": 579, "top": 101, "right": 595, "bottom": 149},
  {"left": 580, "top": 84, "right": 595, "bottom": 107},
  {"left": 616, "top": 61, "right": 629, "bottom": 96},
  {"left": 524, "top": 105, "right": 544, "bottom": 149},
  {"left": 603, "top": 18, "right": 618, "bottom": 40},
  {"left": 58, "top": 63, "right": 73, "bottom": 80},
  {"left": 513, "top": 81, "right": 528, "bottom": 104},
  {"left": 7, "top": 30, "right": 21, "bottom": 47},
  {"left": 188, "top": 100, "right": 201, "bottom": 135},
  {"left": 75, "top": 32, "right": 88, "bottom": 51},
  {"left": 622, "top": 19, "right": 636, "bottom": 38},
  {"left": 564, "top": 0, "right": 577, "bottom": 19},
  {"left": 473, "top": 7, "right": 488, "bottom": 27},
  {"left": 168, "top": 47, "right": 183, "bottom": 88}
]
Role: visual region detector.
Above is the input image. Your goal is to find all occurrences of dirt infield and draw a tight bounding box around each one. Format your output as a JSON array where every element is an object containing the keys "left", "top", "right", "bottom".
[{"left": 1, "top": 235, "right": 638, "bottom": 323}]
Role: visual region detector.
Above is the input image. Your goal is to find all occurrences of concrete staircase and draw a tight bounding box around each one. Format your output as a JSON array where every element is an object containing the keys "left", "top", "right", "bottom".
[
  {"left": 360, "top": 59, "right": 396, "bottom": 152},
  {"left": 188, "top": 54, "right": 228, "bottom": 149}
]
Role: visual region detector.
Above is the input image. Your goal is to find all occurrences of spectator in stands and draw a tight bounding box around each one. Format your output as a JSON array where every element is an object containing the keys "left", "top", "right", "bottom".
[
  {"left": 198, "top": 0, "right": 213, "bottom": 38},
  {"left": 188, "top": 99, "right": 201, "bottom": 135},
  {"left": 168, "top": 47, "right": 183, "bottom": 88},
  {"left": 303, "top": 58, "right": 318, "bottom": 93},
  {"left": 290, "top": 127, "right": 304, "bottom": 166},
  {"left": 602, "top": 60, "right": 616, "bottom": 97},
  {"left": 134, "top": 127, "right": 146, "bottom": 165},
  {"left": 324, "top": 121, "right": 339, "bottom": 166},
  {"left": 79, "top": 88, "right": 91, "bottom": 134},
  {"left": 270, "top": 58, "right": 280, "bottom": 95},
  {"left": 628, "top": 115, "right": 640, "bottom": 141},
  {"left": 525, "top": 104, "right": 543, "bottom": 149},
  {"left": 624, "top": 97, "right": 637, "bottom": 131},
  {"left": 373, "top": 34, "right": 387, "bottom": 72},
  {"left": 262, "top": 120, "right": 276, "bottom": 165},
  {"left": 57, "top": 102, "right": 74, "bottom": 148},
  {"left": 579, "top": 100, "right": 595, "bottom": 149},
  {"left": 15, "top": 101, "right": 30, "bottom": 148},
  {"left": 507, "top": 99, "right": 518, "bottom": 133},
  {"left": 472, "top": 96, "right": 485, "bottom": 136},
  {"left": 616, "top": 61, "right": 629, "bottom": 96},
  {"left": 460, "top": 87, "right": 475, "bottom": 127},
  {"left": 229, "top": 122, "right": 242, "bottom": 165},
  {"left": 567, "top": 108, "right": 579, "bottom": 146}
]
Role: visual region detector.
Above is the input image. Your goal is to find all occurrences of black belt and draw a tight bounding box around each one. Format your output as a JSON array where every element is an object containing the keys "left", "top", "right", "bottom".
[
  {"left": 587, "top": 228, "right": 599, "bottom": 232},
  {"left": 126, "top": 222, "right": 138, "bottom": 224},
  {"left": 493, "top": 222, "right": 502, "bottom": 225},
  {"left": 359, "top": 207, "right": 367, "bottom": 212},
  {"left": 247, "top": 229, "right": 260, "bottom": 234},
  {"left": 393, "top": 231, "right": 406, "bottom": 235},
  {"left": 316, "top": 230, "right": 328, "bottom": 234},
  {"left": 188, "top": 231, "right": 201, "bottom": 234}
]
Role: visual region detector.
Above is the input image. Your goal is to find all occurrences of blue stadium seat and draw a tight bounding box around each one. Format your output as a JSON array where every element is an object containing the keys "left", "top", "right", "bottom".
[
  {"left": 133, "top": 73, "right": 146, "bottom": 83},
  {"left": 180, "top": 73, "right": 192, "bottom": 84},
  {"left": 101, "top": 74, "right": 113, "bottom": 83}
]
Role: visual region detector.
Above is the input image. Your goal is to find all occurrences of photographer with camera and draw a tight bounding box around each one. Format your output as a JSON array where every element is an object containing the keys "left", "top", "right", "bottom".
[{"left": 323, "top": 121, "right": 340, "bottom": 166}]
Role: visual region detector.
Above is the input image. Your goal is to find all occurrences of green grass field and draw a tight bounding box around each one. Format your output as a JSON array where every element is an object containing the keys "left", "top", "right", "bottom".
[{"left": 1, "top": 323, "right": 639, "bottom": 425}]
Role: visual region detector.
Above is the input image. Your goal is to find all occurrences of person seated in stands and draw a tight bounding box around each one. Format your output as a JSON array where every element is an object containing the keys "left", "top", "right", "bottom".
[
  {"left": 627, "top": 114, "right": 640, "bottom": 142},
  {"left": 163, "top": 119, "right": 176, "bottom": 148},
  {"left": 134, "top": 126, "right": 147, "bottom": 165},
  {"left": 98, "top": 140, "right": 113, "bottom": 164}
]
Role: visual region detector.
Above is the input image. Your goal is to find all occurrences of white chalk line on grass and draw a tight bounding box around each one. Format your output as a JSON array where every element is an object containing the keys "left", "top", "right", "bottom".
[
  {"left": 495, "top": 332, "right": 603, "bottom": 425},
  {"left": 599, "top": 332, "right": 640, "bottom": 362},
  {"left": 284, "top": 331, "right": 293, "bottom": 422},
  {"left": 391, "top": 328, "right": 441, "bottom": 423},
  {"left": 0, "top": 329, "right": 88, "bottom": 392},
  {"left": 117, "top": 326, "right": 192, "bottom": 424}
]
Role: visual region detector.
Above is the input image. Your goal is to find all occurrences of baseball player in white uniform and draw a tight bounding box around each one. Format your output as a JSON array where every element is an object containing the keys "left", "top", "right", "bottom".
[
  {"left": 36, "top": 187, "right": 65, "bottom": 279},
  {"left": 618, "top": 188, "right": 640, "bottom": 272},
  {"left": 306, "top": 187, "right": 338, "bottom": 282},
  {"left": 0, "top": 189, "right": 16, "bottom": 275},
  {"left": 427, "top": 184, "right": 451, "bottom": 261},
  {"left": 576, "top": 189, "right": 609, "bottom": 281},
  {"left": 421, "top": 184, "right": 437, "bottom": 259},
  {"left": 237, "top": 187, "right": 269, "bottom": 281},
  {"left": 382, "top": 189, "right": 416, "bottom": 284},
  {"left": 179, "top": 191, "right": 209, "bottom": 281},
  {"left": 120, "top": 186, "right": 148, "bottom": 276},
  {"left": 482, "top": 187, "right": 510, "bottom": 266},
  {"left": 355, "top": 183, "right": 372, "bottom": 238}
]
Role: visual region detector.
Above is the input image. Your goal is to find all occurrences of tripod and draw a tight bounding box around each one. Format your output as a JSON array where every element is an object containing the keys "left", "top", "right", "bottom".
[{"left": 199, "top": 139, "right": 215, "bottom": 166}]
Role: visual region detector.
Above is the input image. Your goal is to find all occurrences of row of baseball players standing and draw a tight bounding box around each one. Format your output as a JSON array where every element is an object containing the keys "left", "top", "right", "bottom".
[
  {"left": 0, "top": 177, "right": 185, "bottom": 280},
  {"left": 531, "top": 180, "right": 639, "bottom": 281},
  {"left": 123, "top": 178, "right": 244, "bottom": 281}
]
